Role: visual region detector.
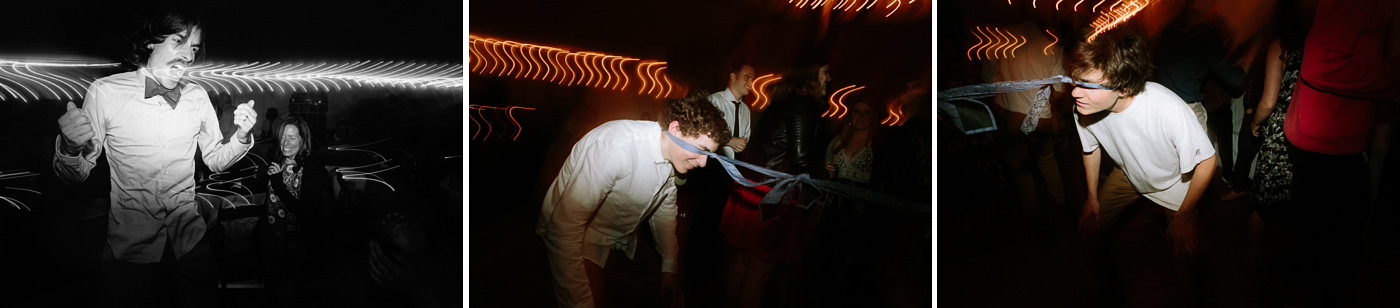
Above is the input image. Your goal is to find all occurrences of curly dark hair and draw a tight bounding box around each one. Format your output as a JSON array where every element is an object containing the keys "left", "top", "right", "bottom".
[
  {"left": 658, "top": 93, "right": 731, "bottom": 147},
  {"left": 125, "top": 10, "right": 205, "bottom": 69},
  {"left": 1066, "top": 28, "right": 1154, "bottom": 96}
]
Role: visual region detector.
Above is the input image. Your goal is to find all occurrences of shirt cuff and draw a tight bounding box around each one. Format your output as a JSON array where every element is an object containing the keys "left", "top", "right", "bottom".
[
  {"left": 53, "top": 135, "right": 90, "bottom": 162},
  {"left": 660, "top": 258, "right": 678, "bottom": 273}
]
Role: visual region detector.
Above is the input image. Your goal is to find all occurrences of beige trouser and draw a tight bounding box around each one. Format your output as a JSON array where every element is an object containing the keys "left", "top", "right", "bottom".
[{"left": 1082, "top": 167, "right": 1176, "bottom": 236}]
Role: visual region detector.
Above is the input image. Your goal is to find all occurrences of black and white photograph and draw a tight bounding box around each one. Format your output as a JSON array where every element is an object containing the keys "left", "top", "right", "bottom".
[{"left": 1, "top": 1, "right": 462, "bottom": 307}]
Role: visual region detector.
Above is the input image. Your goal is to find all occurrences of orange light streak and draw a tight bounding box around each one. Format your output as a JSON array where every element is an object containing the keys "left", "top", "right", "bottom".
[
  {"left": 607, "top": 56, "right": 624, "bottom": 90},
  {"left": 974, "top": 26, "right": 991, "bottom": 60},
  {"left": 1012, "top": 32, "right": 1026, "bottom": 58},
  {"left": 531, "top": 46, "right": 547, "bottom": 80},
  {"left": 1074, "top": 0, "right": 1084, "bottom": 11},
  {"left": 508, "top": 43, "right": 524, "bottom": 78},
  {"left": 886, "top": 0, "right": 900, "bottom": 17},
  {"left": 486, "top": 41, "right": 503, "bottom": 76},
  {"left": 754, "top": 75, "right": 780, "bottom": 110},
  {"left": 507, "top": 106, "right": 536, "bottom": 141},
  {"left": 968, "top": 27, "right": 983, "bottom": 60},
  {"left": 825, "top": 85, "right": 856, "bottom": 117},
  {"left": 1044, "top": 30, "right": 1059, "bottom": 55},
  {"left": 568, "top": 53, "right": 583, "bottom": 86},
  {"left": 658, "top": 68, "right": 671, "bottom": 99},
  {"left": 648, "top": 63, "right": 666, "bottom": 96},
  {"left": 581, "top": 53, "right": 599, "bottom": 87},
  {"left": 836, "top": 86, "right": 864, "bottom": 118},
  {"left": 469, "top": 36, "right": 683, "bottom": 98},
  {"left": 1056, "top": 0, "right": 1064, "bottom": 10},
  {"left": 522, "top": 45, "right": 538, "bottom": 79},
  {"left": 1032, "top": 0, "right": 1037, "bottom": 9},
  {"left": 990, "top": 27, "right": 1006, "bottom": 59},
  {"left": 619, "top": 58, "right": 636, "bottom": 91},
  {"left": 1088, "top": 0, "right": 1151, "bottom": 43},
  {"left": 748, "top": 74, "right": 772, "bottom": 107},
  {"left": 1092, "top": 0, "right": 1105, "bottom": 12},
  {"left": 636, "top": 62, "right": 649, "bottom": 94}
]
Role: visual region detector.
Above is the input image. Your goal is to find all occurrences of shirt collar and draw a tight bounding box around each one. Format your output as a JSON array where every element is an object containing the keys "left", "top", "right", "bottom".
[
  {"left": 716, "top": 89, "right": 739, "bottom": 103},
  {"left": 646, "top": 122, "right": 669, "bottom": 166}
]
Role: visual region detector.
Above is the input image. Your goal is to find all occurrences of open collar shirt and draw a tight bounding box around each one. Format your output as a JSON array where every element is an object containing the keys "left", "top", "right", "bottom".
[
  {"left": 536, "top": 120, "right": 680, "bottom": 308},
  {"left": 53, "top": 67, "right": 253, "bottom": 263}
]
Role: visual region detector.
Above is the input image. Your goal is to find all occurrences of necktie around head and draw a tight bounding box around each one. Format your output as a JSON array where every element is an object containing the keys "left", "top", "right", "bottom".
[{"left": 144, "top": 77, "right": 182, "bottom": 109}]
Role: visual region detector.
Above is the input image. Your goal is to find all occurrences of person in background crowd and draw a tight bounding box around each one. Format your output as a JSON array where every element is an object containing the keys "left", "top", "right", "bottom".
[
  {"left": 257, "top": 116, "right": 334, "bottom": 307},
  {"left": 1275, "top": 0, "right": 1399, "bottom": 306}
]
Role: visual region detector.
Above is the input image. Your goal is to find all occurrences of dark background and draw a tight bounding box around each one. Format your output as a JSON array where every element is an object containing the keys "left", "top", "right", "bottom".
[{"left": 0, "top": 1, "right": 464, "bottom": 307}]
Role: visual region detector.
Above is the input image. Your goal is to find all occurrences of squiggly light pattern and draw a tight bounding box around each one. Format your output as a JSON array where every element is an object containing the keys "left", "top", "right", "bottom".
[
  {"left": 785, "top": 0, "right": 910, "bottom": 16},
  {"left": 469, "top": 105, "right": 536, "bottom": 141},
  {"left": 968, "top": 27, "right": 1027, "bottom": 60},
  {"left": 835, "top": 86, "right": 865, "bottom": 118},
  {"left": 824, "top": 85, "right": 858, "bottom": 117},
  {"left": 1044, "top": 30, "right": 1059, "bottom": 55},
  {"left": 751, "top": 75, "right": 781, "bottom": 110},
  {"left": 468, "top": 35, "right": 680, "bottom": 99},
  {"left": 1087, "top": 0, "right": 1152, "bottom": 43}
]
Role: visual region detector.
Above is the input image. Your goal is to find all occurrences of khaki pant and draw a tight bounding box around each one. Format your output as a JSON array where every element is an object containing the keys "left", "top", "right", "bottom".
[{"left": 1081, "top": 167, "right": 1176, "bottom": 236}]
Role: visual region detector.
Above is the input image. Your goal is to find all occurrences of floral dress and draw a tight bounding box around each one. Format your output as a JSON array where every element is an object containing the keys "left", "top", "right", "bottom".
[
  {"left": 259, "top": 168, "right": 306, "bottom": 276},
  {"left": 1251, "top": 47, "right": 1303, "bottom": 217}
]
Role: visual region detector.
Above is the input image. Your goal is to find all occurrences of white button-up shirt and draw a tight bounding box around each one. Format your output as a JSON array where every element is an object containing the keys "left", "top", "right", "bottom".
[
  {"left": 708, "top": 89, "right": 749, "bottom": 158},
  {"left": 53, "top": 68, "right": 253, "bottom": 263},
  {"left": 537, "top": 120, "right": 680, "bottom": 308}
]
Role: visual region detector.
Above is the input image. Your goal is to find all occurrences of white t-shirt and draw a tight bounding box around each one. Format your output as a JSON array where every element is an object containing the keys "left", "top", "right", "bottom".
[{"left": 1075, "top": 82, "right": 1216, "bottom": 211}]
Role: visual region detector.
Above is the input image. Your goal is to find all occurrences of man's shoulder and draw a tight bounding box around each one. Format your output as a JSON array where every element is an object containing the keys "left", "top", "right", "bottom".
[
  {"left": 589, "top": 120, "right": 657, "bottom": 140},
  {"left": 90, "top": 71, "right": 141, "bottom": 90},
  {"left": 1140, "top": 82, "right": 1189, "bottom": 106}
]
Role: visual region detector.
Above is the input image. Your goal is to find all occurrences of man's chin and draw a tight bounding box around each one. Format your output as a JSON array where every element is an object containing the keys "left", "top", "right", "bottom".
[{"left": 1075, "top": 106, "right": 1100, "bottom": 115}]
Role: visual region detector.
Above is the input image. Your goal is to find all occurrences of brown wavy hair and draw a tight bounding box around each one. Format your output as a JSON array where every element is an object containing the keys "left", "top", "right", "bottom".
[
  {"left": 1065, "top": 28, "right": 1154, "bottom": 96},
  {"left": 659, "top": 93, "right": 732, "bottom": 146},
  {"left": 773, "top": 62, "right": 827, "bottom": 99}
]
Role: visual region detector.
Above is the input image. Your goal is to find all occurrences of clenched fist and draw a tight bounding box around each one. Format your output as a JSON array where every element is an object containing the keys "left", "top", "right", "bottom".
[
  {"left": 58, "top": 101, "right": 96, "bottom": 156},
  {"left": 232, "top": 100, "right": 257, "bottom": 143}
]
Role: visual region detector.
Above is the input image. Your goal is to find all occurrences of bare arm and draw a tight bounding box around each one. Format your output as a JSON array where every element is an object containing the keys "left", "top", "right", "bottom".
[
  {"left": 1252, "top": 39, "right": 1285, "bottom": 137},
  {"left": 1170, "top": 154, "right": 1216, "bottom": 257},
  {"left": 1079, "top": 147, "right": 1102, "bottom": 226}
]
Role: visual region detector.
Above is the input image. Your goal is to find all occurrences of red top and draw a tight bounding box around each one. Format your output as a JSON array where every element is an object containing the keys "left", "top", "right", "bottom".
[{"left": 1284, "top": 0, "right": 1400, "bottom": 155}]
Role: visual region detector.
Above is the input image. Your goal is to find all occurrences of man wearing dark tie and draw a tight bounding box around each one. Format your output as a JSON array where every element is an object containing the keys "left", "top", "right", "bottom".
[{"left": 707, "top": 63, "right": 755, "bottom": 159}]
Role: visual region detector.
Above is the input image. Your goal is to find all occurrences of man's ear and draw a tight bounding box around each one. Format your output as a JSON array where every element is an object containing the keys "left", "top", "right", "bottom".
[{"left": 667, "top": 121, "right": 681, "bottom": 135}]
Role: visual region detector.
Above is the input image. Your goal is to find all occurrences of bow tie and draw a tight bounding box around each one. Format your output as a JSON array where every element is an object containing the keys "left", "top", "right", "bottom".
[{"left": 144, "top": 77, "right": 182, "bottom": 109}]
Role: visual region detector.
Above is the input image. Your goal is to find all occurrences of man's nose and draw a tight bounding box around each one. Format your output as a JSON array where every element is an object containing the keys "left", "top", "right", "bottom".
[{"left": 697, "top": 159, "right": 707, "bottom": 168}]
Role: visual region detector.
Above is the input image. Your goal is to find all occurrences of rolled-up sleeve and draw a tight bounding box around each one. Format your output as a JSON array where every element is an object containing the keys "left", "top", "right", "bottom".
[
  {"left": 53, "top": 84, "right": 110, "bottom": 184},
  {"left": 193, "top": 91, "right": 251, "bottom": 172}
]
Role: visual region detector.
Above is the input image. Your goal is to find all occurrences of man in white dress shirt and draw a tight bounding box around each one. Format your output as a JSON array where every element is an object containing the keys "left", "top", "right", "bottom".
[
  {"left": 53, "top": 10, "right": 258, "bottom": 307},
  {"left": 539, "top": 93, "right": 731, "bottom": 308},
  {"left": 708, "top": 64, "right": 755, "bottom": 159}
]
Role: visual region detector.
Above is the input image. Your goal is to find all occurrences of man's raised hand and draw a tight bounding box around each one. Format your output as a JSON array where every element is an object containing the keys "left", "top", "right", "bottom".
[
  {"left": 233, "top": 100, "right": 258, "bottom": 143},
  {"left": 58, "top": 101, "right": 95, "bottom": 155}
]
